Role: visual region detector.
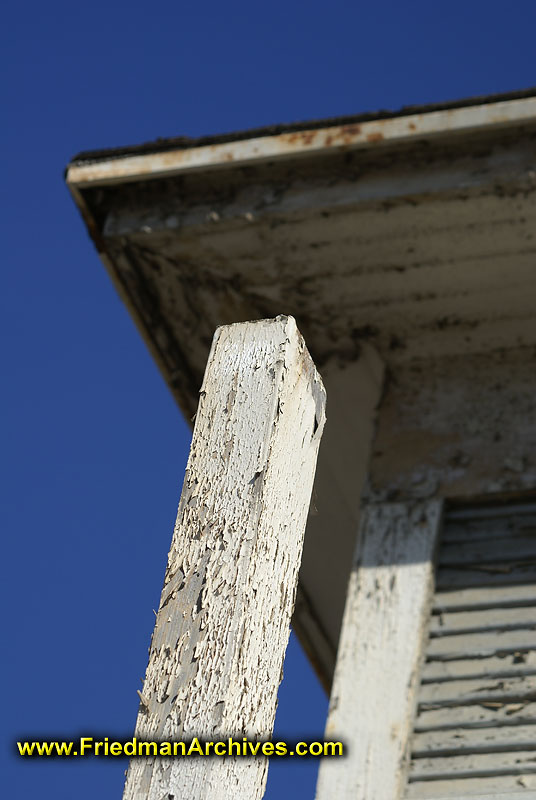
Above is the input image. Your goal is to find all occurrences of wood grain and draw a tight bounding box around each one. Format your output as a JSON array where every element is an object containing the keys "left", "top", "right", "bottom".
[{"left": 122, "top": 316, "right": 326, "bottom": 800}]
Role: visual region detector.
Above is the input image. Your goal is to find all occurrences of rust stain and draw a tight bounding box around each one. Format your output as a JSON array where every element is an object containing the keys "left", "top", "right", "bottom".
[
  {"left": 284, "top": 130, "right": 318, "bottom": 146},
  {"left": 366, "top": 131, "right": 384, "bottom": 143},
  {"left": 301, "top": 131, "right": 317, "bottom": 146},
  {"left": 408, "top": 122, "right": 417, "bottom": 131},
  {"left": 338, "top": 123, "right": 362, "bottom": 138},
  {"left": 331, "top": 124, "right": 363, "bottom": 146},
  {"left": 282, "top": 123, "right": 364, "bottom": 150}
]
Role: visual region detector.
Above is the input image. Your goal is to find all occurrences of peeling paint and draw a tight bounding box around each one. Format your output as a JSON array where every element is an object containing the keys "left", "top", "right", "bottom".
[
  {"left": 123, "top": 317, "right": 325, "bottom": 800},
  {"left": 369, "top": 348, "right": 536, "bottom": 502}
]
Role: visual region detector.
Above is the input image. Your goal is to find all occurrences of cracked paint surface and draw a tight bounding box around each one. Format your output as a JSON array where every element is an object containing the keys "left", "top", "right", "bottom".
[{"left": 123, "top": 316, "right": 325, "bottom": 800}]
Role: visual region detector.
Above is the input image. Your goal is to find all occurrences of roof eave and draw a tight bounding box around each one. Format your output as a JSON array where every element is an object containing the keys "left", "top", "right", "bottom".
[{"left": 66, "top": 94, "right": 536, "bottom": 190}]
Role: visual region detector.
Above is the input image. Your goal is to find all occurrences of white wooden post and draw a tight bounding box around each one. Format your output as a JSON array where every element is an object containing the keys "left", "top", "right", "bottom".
[
  {"left": 315, "top": 501, "right": 443, "bottom": 800},
  {"left": 123, "top": 316, "right": 325, "bottom": 800}
]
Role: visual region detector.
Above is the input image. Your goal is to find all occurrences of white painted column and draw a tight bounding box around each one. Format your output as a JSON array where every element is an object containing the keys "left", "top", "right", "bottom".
[
  {"left": 123, "top": 315, "right": 326, "bottom": 800},
  {"left": 315, "top": 501, "right": 443, "bottom": 800}
]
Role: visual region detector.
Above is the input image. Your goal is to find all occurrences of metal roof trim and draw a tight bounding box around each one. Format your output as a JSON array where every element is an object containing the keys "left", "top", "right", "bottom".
[
  {"left": 66, "top": 95, "right": 536, "bottom": 189},
  {"left": 69, "top": 87, "right": 536, "bottom": 166}
]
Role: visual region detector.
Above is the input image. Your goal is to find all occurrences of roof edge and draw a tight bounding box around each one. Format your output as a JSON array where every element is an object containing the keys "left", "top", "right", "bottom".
[{"left": 69, "top": 86, "right": 536, "bottom": 167}]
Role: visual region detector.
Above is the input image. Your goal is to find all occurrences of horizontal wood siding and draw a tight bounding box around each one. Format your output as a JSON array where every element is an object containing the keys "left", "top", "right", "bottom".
[{"left": 406, "top": 502, "right": 536, "bottom": 799}]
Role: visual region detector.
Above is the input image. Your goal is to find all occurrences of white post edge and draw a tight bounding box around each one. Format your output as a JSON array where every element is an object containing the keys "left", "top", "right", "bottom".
[
  {"left": 123, "top": 315, "right": 326, "bottom": 800},
  {"left": 315, "top": 500, "right": 443, "bottom": 800}
]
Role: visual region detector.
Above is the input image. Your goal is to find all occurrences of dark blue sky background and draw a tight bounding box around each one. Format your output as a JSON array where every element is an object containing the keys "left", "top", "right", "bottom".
[{"left": 2, "top": 2, "right": 535, "bottom": 797}]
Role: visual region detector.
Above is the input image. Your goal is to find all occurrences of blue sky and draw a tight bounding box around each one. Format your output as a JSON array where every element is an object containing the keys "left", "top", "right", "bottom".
[{"left": 2, "top": 1, "right": 535, "bottom": 797}]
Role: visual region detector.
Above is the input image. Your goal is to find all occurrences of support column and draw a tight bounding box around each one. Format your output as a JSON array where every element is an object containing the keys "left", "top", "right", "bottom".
[
  {"left": 123, "top": 315, "right": 326, "bottom": 800},
  {"left": 316, "top": 500, "right": 443, "bottom": 800}
]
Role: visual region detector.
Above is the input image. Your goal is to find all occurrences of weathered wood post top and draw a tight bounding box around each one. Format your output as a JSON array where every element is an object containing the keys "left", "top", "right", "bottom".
[{"left": 123, "top": 315, "right": 325, "bottom": 800}]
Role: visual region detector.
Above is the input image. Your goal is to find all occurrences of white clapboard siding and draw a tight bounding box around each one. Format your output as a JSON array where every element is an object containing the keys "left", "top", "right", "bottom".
[
  {"left": 426, "top": 629, "right": 536, "bottom": 659},
  {"left": 422, "top": 651, "right": 536, "bottom": 683},
  {"left": 415, "top": 701, "right": 536, "bottom": 731},
  {"left": 406, "top": 774, "right": 536, "bottom": 798},
  {"left": 418, "top": 675, "right": 536, "bottom": 707},
  {"left": 411, "top": 749, "right": 536, "bottom": 780},
  {"left": 406, "top": 502, "right": 536, "bottom": 799},
  {"left": 439, "top": 536, "right": 536, "bottom": 566},
  {"left": 315, "top": 500, "right": 443, "bottom": 800},
  {"left": 436, "top": 563, "right": 536, "bottom": 590},
  {"left": 429, "top": 606, "right": 536, "bottom": 635},
  {"left": 412, "top": 724, "right": 536, "bottom": 757},
  {"left": 442, "top": 510, "right": 536, "bottom": 543},
  {"left": 433, "top": 584, "right": 536, "bottom": 612},
  {"left": 122, "top": 316, "right": 325, "bottom": 800}
]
